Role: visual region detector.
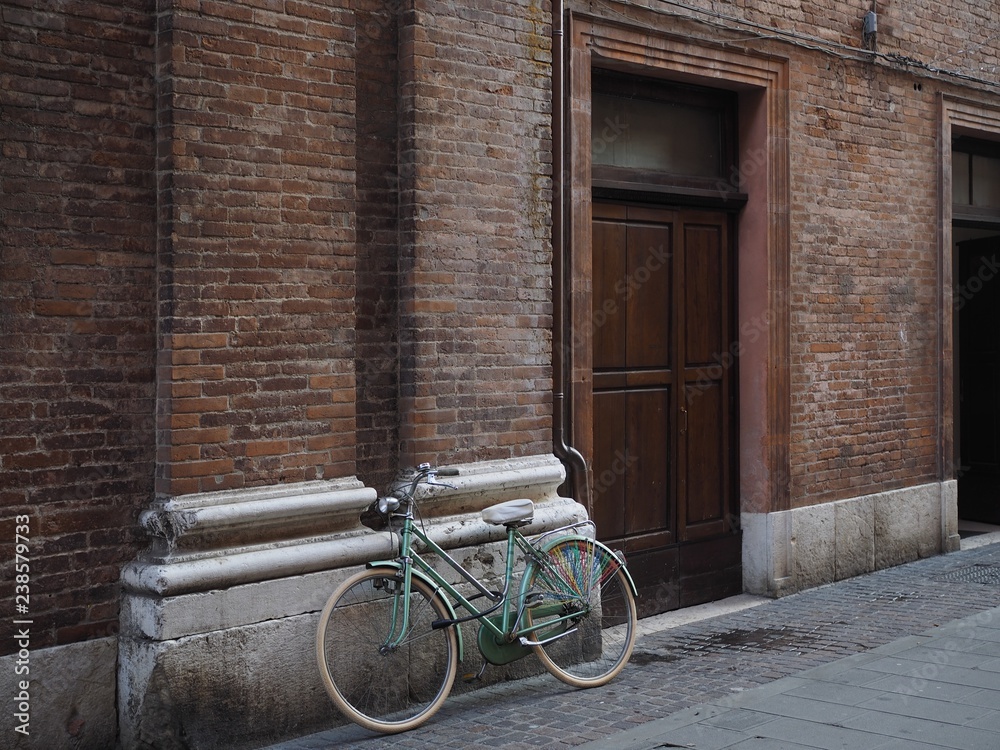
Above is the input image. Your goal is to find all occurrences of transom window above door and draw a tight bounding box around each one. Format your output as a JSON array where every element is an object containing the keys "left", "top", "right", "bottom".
[
  {"left": 953, "top": 137, "right": 1000, "bottom": 223},
  {"left": 592, "top": 92, "right": 723, "bottom": 177},
  {"left": 591, "top": 69, "right": 740, "bottom": 204}
]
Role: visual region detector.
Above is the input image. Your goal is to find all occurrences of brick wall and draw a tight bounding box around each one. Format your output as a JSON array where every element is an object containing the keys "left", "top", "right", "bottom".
[
  {"left": 695, "top": 0, "right": 1000, "bottom": 71},
  {"left": 0, "top": 0, "right": 157, "bottom": 653},
  {"left": 154, "top": 0, "right": 358, "bottom": 496},
  {"left": 787, "top": 50, "right": 940, "bottom": 504},
  {"left": 397, "top": 0, "right": 554, "bottom": 465},
  {"left": 3, "top": 0, "right": 998, "bottom": 659},
  {"left": 725, "top": 0, "right": 991, "bottom": 504}
]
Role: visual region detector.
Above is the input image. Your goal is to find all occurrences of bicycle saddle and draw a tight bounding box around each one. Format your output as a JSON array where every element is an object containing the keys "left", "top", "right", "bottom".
[{"left": 481, "top": 498, "right": 534, "bottom": 526}]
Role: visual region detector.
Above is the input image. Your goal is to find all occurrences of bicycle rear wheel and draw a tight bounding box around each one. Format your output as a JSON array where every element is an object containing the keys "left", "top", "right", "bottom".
[
  {"left": 523, "top": 538, "right": 637, "bottom": 687},
  {"left": 316, "top": 568, "right": 458, "bottom": 733}
]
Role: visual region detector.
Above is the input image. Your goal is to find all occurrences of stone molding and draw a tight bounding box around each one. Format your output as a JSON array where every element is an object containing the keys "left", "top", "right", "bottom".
[
  {"left": 122, "top": 477, "right": 377, "bottom": 597},
  {"left": 122, "top": 453, "right": 578, "bottom": 612}
]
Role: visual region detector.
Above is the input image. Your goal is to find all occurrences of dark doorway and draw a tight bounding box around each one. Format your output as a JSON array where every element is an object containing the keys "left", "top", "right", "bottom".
[{"left": 957, "top": 233, "right": 1000, "bottom": 523}]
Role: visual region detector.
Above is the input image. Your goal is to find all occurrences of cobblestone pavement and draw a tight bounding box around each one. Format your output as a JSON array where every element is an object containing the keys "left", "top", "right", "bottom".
[{"left": 269, "top": 534, "right": 1000, "bottom": 750}]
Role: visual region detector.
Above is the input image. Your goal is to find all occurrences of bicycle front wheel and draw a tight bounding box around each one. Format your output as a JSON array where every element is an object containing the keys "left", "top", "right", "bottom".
[
  {"left": 523, "top": 538, "right": 637, "bottom": 687},
  {"left": 316, "top": 568, "right": 458, "bottom": 733}
]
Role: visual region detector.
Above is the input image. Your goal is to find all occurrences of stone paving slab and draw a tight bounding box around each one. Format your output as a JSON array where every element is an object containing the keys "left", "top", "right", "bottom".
[
  {"left": 582, "top": 605, "right": 1000, "bottom": 750},
  {"left": 266, "top": 537, "right": 1000, "bottom": 750}
]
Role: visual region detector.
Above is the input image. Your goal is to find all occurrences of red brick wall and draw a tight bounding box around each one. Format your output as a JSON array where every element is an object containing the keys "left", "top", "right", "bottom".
[
  {"left": 154, "top": 0, "right": 358, "bottom": 495},
  {"left": 744, "top": 0, "right": 973, "bottom": 505},
  {"left": 396, "top": 0, "right": 554, "bottom": 465},
  {"left": 736, "top": 0, "right": 1000, "bottom": 71},
  {"left": 0, "top": 0, "right": 157, "bottom": 653},
  {"left": 787, "top": 50, "right": 940, "bottom": 505}
]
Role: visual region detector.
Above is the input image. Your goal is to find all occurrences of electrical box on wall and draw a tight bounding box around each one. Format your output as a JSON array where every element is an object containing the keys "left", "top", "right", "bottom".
[
  {"left": 863, "top": 11, "right": 878, "bottom": 36},
  {"left": 863, "top": 10, "right": 878, "bottom": 50}
]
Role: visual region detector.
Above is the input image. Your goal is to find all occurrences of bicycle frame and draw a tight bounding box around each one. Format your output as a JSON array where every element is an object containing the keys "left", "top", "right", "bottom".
[{"left": 369, "top": 513, "right": 601, "bottom": 659}]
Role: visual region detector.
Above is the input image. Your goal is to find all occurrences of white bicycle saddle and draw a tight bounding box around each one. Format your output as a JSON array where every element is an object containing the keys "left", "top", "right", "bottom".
[{"left": 481, "top": 498, "right": 534, "bottom": 526}]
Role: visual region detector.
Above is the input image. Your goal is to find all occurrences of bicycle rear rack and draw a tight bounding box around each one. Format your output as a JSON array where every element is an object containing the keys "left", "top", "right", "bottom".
[{"left": 529, "top": 519, "right": 596, "bottom": 552}]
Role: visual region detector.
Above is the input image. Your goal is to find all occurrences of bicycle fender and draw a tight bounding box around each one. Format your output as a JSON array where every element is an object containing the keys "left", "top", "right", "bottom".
[
  {"left": 365, "top": 561, "right": 465, "bottom": 662},
  {"left": 527, "top": 536, "right": 639, "bottom": 597}
]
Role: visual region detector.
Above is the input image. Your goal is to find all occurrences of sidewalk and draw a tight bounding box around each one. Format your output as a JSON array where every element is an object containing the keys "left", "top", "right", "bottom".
[
  {"left": 269, "top": 531, "right": 1000, "bottom": 750},
  {"left": 578, "top": 605, "right": 1000, "bottom": 749}
]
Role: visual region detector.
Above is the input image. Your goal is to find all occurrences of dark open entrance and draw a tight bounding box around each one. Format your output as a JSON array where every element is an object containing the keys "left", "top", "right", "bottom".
[
  {"left": 954, "top": 138, "right": 1000, "bottom": 525},
  {"left": 956, "top": 231, "right": 1000, "bottom": 523}
]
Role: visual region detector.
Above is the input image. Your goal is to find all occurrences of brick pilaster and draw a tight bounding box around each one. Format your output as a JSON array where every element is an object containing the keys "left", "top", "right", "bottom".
[
  {"left": 396, "top": 0, "right": 555, "bottom": 466},
  {"left": 153, "top": 0, "right": 358, "bottom": 496}
]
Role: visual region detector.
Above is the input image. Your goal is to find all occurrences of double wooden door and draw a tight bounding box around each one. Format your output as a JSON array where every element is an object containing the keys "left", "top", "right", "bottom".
[{"left": 591, "top": 203, "right": 740, "bottom": 615}]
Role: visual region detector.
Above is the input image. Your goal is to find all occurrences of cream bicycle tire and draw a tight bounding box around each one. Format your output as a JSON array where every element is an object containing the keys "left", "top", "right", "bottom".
[{"left": 316, "top": 567, "right": 458, "bottom": 733}]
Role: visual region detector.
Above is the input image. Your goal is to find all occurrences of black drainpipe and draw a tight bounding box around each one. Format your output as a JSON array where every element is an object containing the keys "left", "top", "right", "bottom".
[{"left": 551, "top": 2, "right": 591, "bottom": 510}]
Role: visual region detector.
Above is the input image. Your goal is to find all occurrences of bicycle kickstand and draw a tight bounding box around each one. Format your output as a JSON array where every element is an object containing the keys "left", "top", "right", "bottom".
[{"left": 462, "top": 661, "right": 489, "bottom": 683}]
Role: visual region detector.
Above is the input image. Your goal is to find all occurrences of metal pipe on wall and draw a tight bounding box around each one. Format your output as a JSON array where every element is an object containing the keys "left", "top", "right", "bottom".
[{"left": 551, "top": 0, "right": 592, "bottom": 509}]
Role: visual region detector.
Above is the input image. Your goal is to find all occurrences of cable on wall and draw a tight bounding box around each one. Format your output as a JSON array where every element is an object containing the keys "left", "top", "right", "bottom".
[{"left": 590, "top": 0, "right": 1000, "bottom": 93}]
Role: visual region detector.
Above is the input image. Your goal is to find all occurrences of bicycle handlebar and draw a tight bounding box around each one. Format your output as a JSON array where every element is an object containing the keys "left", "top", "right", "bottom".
[
  {"left": 414, "top": 462, "right": 459, "bottom": 478},
  {"left": 391, "top": 464, "right": 460, "bottom": 501}
]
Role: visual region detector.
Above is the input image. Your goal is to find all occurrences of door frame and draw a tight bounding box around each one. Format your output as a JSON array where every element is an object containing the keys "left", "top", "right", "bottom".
[
  {"left": 566, "top": 13, "right": 792, "bottom": 541},
  {"left": 942, "top": 99, "right": 1000, "bottom": 521}
]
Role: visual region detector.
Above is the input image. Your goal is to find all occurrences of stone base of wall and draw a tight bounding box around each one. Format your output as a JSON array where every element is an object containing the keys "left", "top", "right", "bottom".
[
  {"left": 118, "top": 454, "right": 584, "bottom": 749},
  {"left": 118, "top": 544, "right": 562, "bottom": 749},
  {"left": 742, "top": 480, "right": 961, "bottom": 596},
  {"left": 0, "top": 637, "right": 117, "bottom": 750}
]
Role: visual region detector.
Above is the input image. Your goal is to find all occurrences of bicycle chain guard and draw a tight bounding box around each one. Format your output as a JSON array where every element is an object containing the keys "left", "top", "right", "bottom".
[{"left": 476, "top": 614, "right": 534, "bottom": 666}]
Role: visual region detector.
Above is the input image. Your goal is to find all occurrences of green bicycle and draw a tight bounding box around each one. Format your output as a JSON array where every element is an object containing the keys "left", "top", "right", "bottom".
[{"left": 316, "top": 463, "right": 638, "bottom": 733}]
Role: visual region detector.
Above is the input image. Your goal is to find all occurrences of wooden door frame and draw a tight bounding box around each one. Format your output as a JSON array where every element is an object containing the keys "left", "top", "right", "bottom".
[
  {"left": 942, "top": 98, "right": 1000, "bottom": 492},
  {"left": 567, "top": 11, "right": 792, "bottom": 524}
]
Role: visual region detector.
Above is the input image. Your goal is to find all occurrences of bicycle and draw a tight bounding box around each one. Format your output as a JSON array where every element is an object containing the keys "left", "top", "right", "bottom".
[{"left": 316, "top": 462, "right": 638, "bottom": 733}]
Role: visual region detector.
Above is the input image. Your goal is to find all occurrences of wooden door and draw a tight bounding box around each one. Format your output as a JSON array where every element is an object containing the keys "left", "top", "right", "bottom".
[
  {"left": 958, "top": 236, "right": 1000, "bottom": 523},
  {"left": 591, "top": 203, "right": 739, "bottom": 615}
]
